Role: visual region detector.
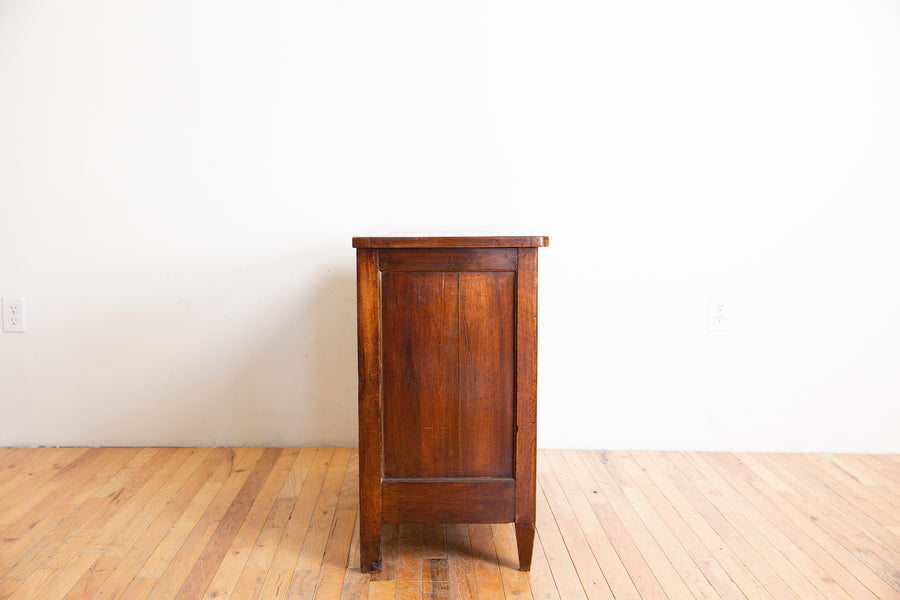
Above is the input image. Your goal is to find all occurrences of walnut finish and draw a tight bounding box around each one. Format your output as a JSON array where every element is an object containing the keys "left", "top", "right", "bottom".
[
  {"left": 354, "top": 236, "right": 547, "bottom": 573},
  {"left": 352, "top": 236, "right": 548, "bottom": 249}
]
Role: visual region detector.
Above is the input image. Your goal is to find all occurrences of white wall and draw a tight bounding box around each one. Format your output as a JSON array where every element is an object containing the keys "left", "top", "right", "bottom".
[{"left": 1, "top": 0, "right": 898, "bottom": 452}]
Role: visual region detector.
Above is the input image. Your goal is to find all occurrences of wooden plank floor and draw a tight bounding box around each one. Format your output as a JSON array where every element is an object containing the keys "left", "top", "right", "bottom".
[{"left": 0, "top": 448, "right": 897, "bottom": 600}]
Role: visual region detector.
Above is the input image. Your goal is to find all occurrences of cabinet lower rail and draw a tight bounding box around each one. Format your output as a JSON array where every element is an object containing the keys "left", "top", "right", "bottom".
[{"left": 381, "top": 478, "right": 515, "bottom": 523}]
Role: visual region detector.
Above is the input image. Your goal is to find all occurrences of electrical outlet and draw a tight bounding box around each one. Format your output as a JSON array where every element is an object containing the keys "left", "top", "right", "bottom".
[
  {"left": 2, "top": 298, "right": 25, "bottom": 332},
  {"left": 707, "top": 296, "right": 728, "bottom": 332}
]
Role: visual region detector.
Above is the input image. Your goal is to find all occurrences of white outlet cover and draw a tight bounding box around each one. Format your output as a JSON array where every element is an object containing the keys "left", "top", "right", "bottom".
[
  {"left": 2, "top": 297, "right": 25, "bottom": 332},
  {"left": 707, "top": 295, "right": 729, "bottom": 332}
]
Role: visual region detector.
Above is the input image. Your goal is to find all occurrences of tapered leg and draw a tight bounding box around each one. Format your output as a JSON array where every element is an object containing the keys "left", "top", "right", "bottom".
[
  {"left": 358, "top": 248, "right": 384, "bottom": 574},
  {"left": 515, "top": 247, "right": 538, "bottom": 573},
  {"left": 515, "top": 523, "right": 535, "bottom": 571},
  {"left": 360, "top": 539, "right": 382, "bottom": 573}
]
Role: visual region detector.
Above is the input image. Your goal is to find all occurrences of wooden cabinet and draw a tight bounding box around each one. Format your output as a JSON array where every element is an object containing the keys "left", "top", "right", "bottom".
[{"left": 353, "top": 236, "right": 548, "bottom": 573}]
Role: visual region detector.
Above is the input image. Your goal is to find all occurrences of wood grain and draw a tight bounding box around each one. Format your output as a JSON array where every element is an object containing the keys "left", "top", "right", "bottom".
[
  {"left": 381, "top": 270, "right": 459, "bottom": 479},
  {"left": 382, "top": 480, "right": 515, "bottom": 524},
  {"left": 352, "top": 236, "right": 549, "bottom": 249},
  {"left": 356, "top": 247, "right": 383, "bottom": 573},
  {"left": 357, "top": 238, "right": 545, "bottom": 573},
  {"left": 514, "top": 246, "right": 539, "bottom": 570},
  {"left": 173, "top": 447, "right": 281, "bottom": 600},
  {"left": 380, "top": 248, "right": 516, "bottom": 272},
  {"left": 1, "top": 448, "right": 898, "bottom": 600},
  {"left": 459, "top": 271, "right": 515, "bottom": 478}
]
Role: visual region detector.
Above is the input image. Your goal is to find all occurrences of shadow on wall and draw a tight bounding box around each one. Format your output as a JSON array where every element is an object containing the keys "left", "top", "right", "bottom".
[
  {"left": 50, "top": 254, "right": 360, "bottom": 447},
  {"left": 296, "top": 267, "right": 359, "bottom": 446},
  {"left": 223, "top": 265, "right": 360, "bottom": 447}
]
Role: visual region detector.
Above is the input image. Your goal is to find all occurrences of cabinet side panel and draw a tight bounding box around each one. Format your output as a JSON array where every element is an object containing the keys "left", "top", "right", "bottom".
[
  {"left": 381, "top": 271, "right": 460, "bottom": 478},
  {"left": 515, "top": 247, "right": 538, "bottom": 525},
  {"left": 356, "top": 249, "right": 383, "bottom": 550},
  {"left": 459, "top": 271, "right": 516, "bottom": 478}
]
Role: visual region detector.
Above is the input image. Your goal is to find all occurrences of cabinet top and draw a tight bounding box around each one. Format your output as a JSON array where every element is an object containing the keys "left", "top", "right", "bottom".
[{"left": 352, "top": 236, "right": 549, "bottom": 249}]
